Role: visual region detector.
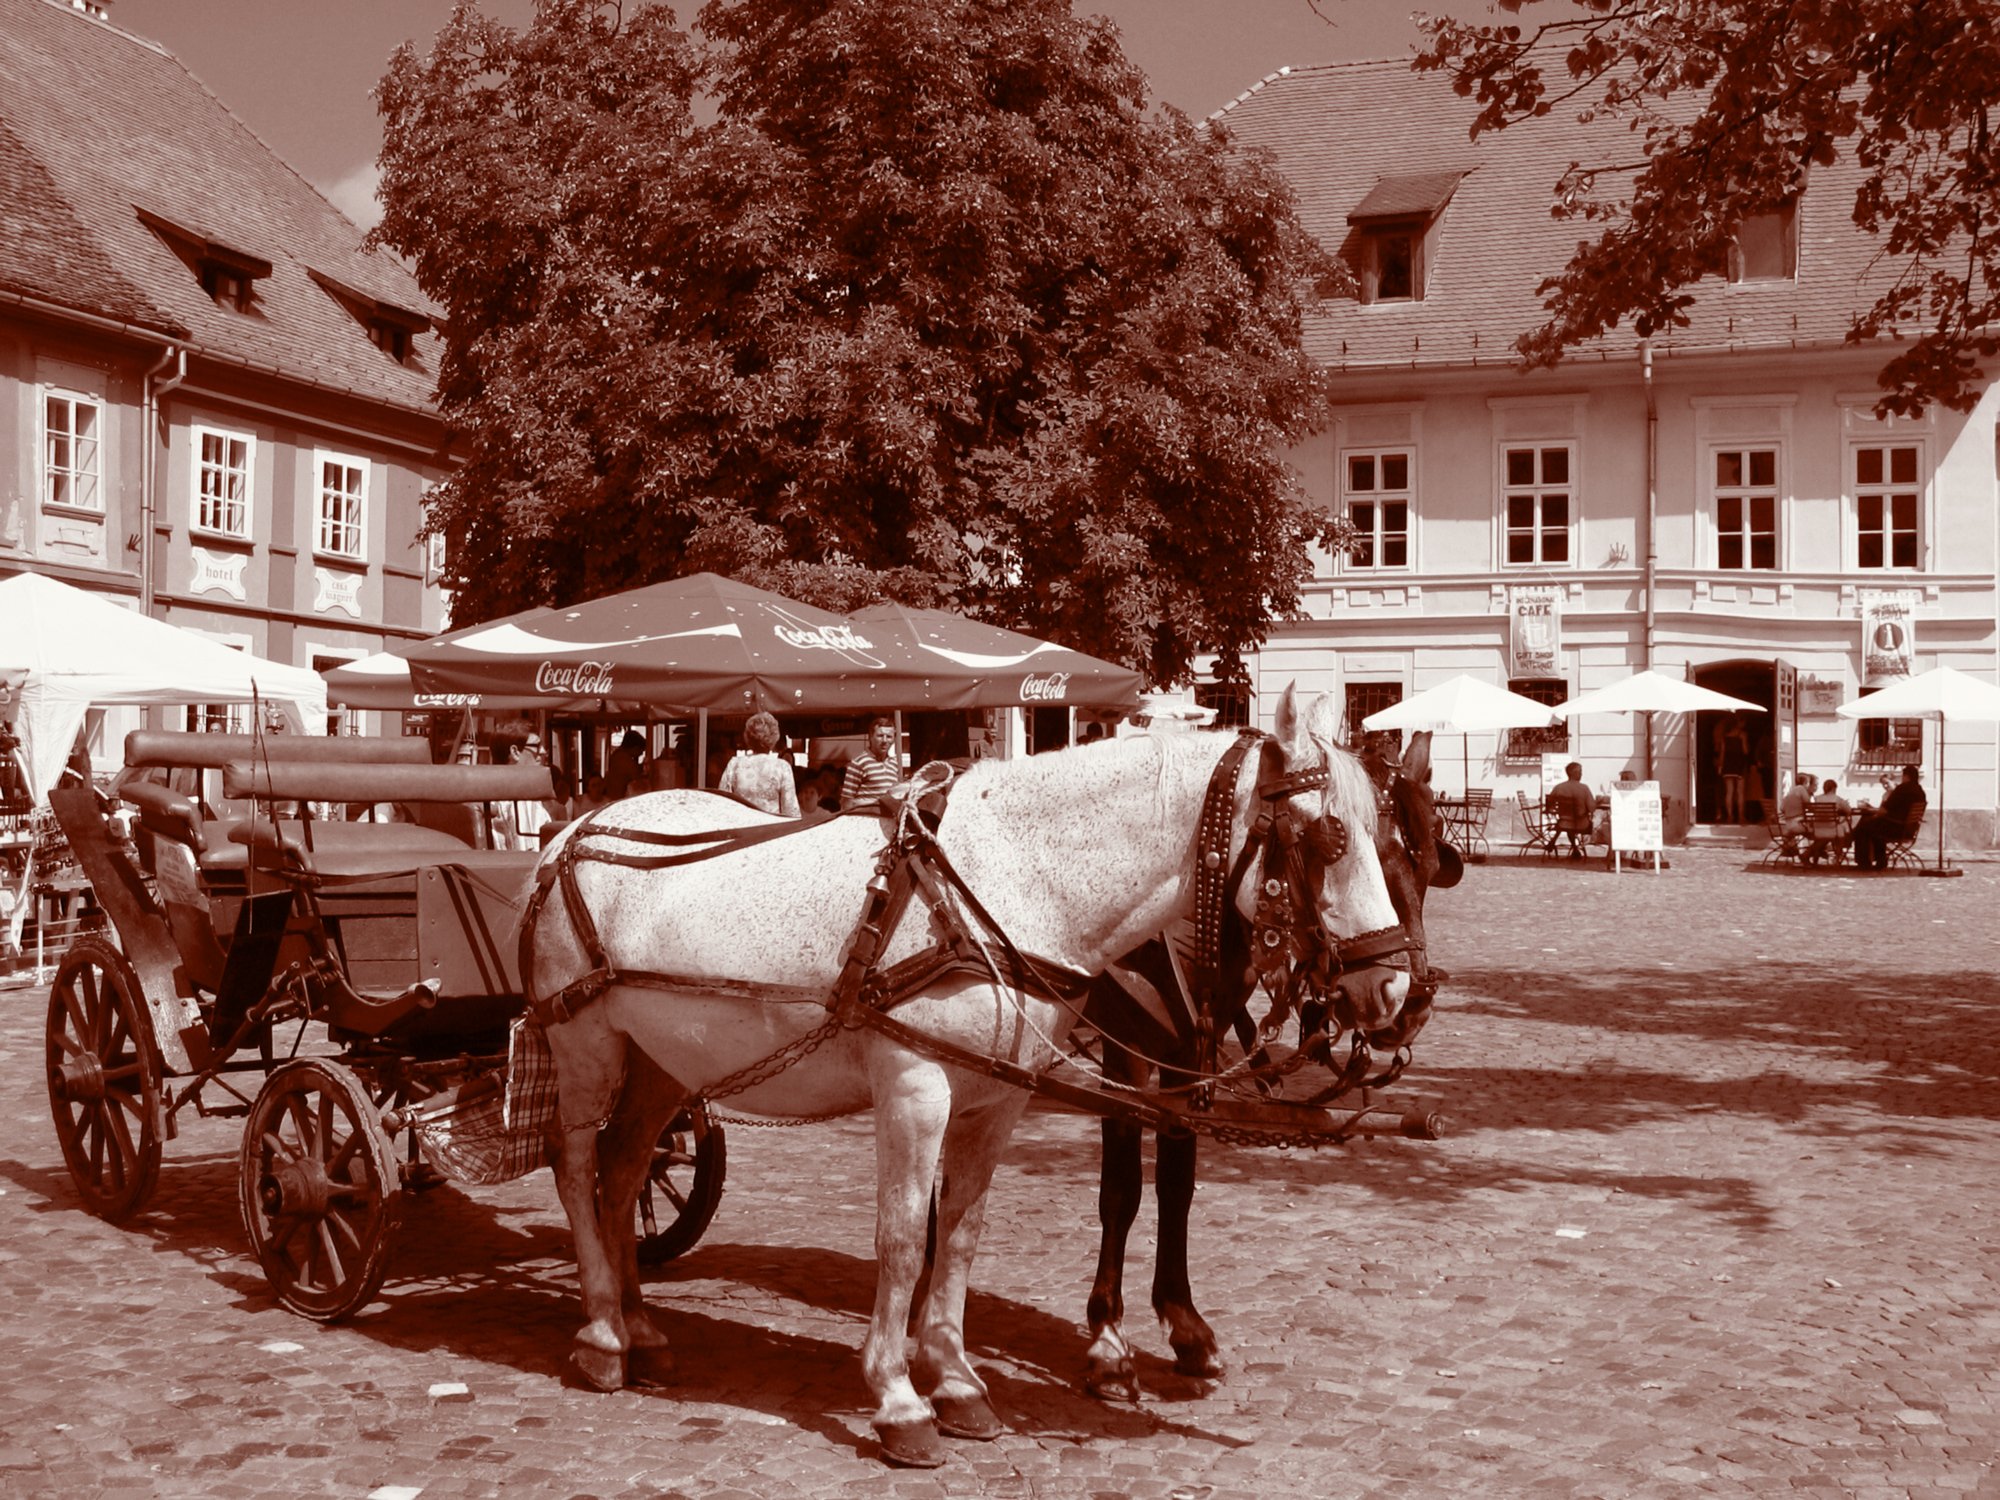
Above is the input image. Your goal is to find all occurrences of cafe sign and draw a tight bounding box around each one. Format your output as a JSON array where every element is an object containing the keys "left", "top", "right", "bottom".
[
  {"left": 1508, "top": 585, "right": 1564, "bottom": 678},
  {"left": 1859, "top": 589, "right": 1919, "bottom": 685}
]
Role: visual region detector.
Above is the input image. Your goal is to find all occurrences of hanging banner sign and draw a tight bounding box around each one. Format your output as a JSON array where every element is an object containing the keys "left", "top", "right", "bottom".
[
  {"left": 1508, "top": 586, "right": 1564, "bottom": 679},
  {"left": 1859, "top": 589, "right": 1919, "bottom": 685}
]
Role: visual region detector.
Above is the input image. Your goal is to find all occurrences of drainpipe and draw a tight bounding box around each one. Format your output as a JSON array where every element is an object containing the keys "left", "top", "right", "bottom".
[
  {"left": 140, "top": 345, "right": 187, "bottom": 619},
  {"left": 1641, "top": 338, "right": 1658, "bottom": 782}
]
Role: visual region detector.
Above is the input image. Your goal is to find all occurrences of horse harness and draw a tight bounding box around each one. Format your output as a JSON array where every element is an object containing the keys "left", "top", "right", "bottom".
[{"left": 517, "top": 729, "right": 1411, "bottom": 1133}]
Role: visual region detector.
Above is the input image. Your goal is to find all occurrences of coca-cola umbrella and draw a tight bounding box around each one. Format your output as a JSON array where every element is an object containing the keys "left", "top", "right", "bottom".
[
  {"left": 403, "top": 573, "right": 1142, "bottom": 713},
  {"left": 843, "top": 602, "right": 1143, "bottom": 711}
]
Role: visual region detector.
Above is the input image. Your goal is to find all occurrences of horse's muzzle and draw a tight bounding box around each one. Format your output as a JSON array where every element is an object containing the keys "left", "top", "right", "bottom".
[{"left": 1334, "top": 964, "right": 1408, "bottom": 1033}]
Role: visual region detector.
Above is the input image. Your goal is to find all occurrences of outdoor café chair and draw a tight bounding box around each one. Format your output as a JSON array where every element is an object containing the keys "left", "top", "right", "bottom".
[
  {"left": 1514, "top": 791, "right": 1559, "bottom": 857},
  {"left": 1803, "top": 800, "right": 1850, "bottom": 865},
  {"left": 1761, "top": 810, "right": 1806, "bottom": 866},
  {"left": 1459, "top": 788, "right": 1493, "bottom": 860},
  {"left": 1884, "top": 810, "right": 1926, "bottom": 871}
]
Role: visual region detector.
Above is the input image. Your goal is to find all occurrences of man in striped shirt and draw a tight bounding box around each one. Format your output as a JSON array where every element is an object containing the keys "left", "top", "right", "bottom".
[{"left": 841, "top": 718, "right": 902, "bottom": 811}]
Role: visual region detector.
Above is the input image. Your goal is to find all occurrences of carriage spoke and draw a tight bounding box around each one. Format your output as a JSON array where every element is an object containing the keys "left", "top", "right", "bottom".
[
  {"left": 314, "top": 1219, "right": 347, "bottom": 1287},
  {"left": 102, "top": 1105, "right": 135, "bottom": 1189},
  {"left": 86, "top": 1103, "right": 107, "bottom": 1177},
  {"left": 58, "top": 986, "right": 89, "bottom": 1051}
]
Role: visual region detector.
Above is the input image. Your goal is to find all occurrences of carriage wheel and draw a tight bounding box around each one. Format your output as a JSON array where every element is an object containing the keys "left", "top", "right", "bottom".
[
  {"left": 240, "top": 1058, "right": 402, "bottom": 1321},
  {"left": 636, "top": 1100, "right": 726, "bottom": 1265},
  {"left": 46, "top": 935, "right": 164, "bottom": 1223}
]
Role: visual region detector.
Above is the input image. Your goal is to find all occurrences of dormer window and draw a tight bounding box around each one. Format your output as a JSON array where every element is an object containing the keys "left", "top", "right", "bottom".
[
  {"left": 1346, "top": 170, "right": 1467, "bottom": 305},
  {"left": 135, "top": 206, "right": 271, "bottom": 312},
  {"left": 1728, "top": 201, "right": 1799, "bottom": 283},
  {"left": 308, "top": 268, "right": 431, "bottom": 365}
]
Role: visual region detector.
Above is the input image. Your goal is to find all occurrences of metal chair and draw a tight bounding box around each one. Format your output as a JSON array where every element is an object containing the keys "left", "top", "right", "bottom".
[
  {"left": 1884, "top": 810, "right": 1926, "bottom": 871},
  {"left": 1802, "top": 800, "right": 1849, "bottom": 866},
  {"left": 1761, "top": 811, "right": 1806, "bottom": 866},
  {"left": 1459, "top": 789, "right": 1493, "bottom": 860},
  {"left": 1514, "top": 791, "right": 1559, "bottom": 857}
]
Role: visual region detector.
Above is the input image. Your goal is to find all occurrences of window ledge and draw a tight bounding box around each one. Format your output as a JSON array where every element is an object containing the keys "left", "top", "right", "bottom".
[
  {"left": 312, "top": 551, "right": 369, "bottom": 572},
  {"left": 41, "top": 502, "right": 106, "bottom": 522},
  {"left": 190, "top": 529, "right": 255, "bottom": 552}
]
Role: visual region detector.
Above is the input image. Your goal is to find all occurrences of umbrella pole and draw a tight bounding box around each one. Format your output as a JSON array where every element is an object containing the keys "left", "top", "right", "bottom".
[
  {"left": 1920, "top": 716, "right": 1962, "bottom": 877},
  {"left": 696, "top": 709, "right": 707, "bottom": 790},
  {"left": 1462, "top": 733, "right": 1470, "bottom": 798}
]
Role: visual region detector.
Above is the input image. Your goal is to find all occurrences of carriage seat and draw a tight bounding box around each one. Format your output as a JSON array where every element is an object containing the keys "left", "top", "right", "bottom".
[
  {"left": 220, "top": 759, "right": 554, "bottom": 808},
  {"left": 212, "top": 818, "right": 486, "bottom": 879},
  {"left": 125, "top": 729, "right": 432, "bottom": 769}
]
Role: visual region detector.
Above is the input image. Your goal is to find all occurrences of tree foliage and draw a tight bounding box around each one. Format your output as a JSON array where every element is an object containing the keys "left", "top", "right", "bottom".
[
  {"left": 374, "top": 0, "right": 1346, "bottom": 682},
  {"left": 1412, "top": 0, "right": 2000, "bottom": 415}
]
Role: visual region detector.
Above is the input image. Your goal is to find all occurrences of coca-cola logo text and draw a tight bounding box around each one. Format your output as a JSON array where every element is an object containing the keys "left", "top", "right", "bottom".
[
  {"left": 1019, "top": 672, "right": 1072, "bottom": 701},
  {"left": 534, "top": 660, "right": 616, "bottom": 695},
  {"left": 774, "top": 621, "right": 876, "bottom": 655}
]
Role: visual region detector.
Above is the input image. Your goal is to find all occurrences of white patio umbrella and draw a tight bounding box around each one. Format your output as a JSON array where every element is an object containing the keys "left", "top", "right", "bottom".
[
  {"left": 1552, "top": 669, "right": 1765, "bottom": 718},
  {"left": 1363, "top": 674, "right": 1559, "bottom": 792},
  {"left": 1835, "top": 666, "right": 2000, "bottom": 875}
]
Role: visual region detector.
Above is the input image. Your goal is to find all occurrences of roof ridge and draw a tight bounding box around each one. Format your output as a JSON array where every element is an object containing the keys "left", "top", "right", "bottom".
[
  {"left": 1208, "top": 56, "right": 1415, "bottom": 121},
  {"left": 29, "top": 0, "right": 166, "bottom": 55}
]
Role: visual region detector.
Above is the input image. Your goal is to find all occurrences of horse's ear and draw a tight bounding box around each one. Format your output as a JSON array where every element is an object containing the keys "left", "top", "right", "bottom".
[
  {"left": 1273, "top": 681, "right": 1305, "bottom": 758},
  {"left": 1405, "top": 731, "right": 1433, "bottom": 785}
]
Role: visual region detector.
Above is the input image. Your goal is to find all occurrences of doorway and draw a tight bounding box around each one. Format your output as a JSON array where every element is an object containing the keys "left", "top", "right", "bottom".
[{"left": 1691, "top": 660, "right": 1787, "bottom": 825}]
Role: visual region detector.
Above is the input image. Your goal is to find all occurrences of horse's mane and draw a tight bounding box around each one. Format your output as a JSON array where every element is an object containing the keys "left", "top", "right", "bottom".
[{"left": 949, "top": 727, "right": 1378, "bottom": 843}]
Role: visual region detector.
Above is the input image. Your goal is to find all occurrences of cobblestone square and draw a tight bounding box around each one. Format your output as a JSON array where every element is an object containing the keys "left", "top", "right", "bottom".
[{"left": 2, "top": 849, "right": 1996, "bottom": 1499}]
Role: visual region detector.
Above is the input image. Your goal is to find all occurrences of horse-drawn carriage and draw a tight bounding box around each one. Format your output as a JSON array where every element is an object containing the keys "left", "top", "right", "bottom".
[
  {"left": 44, "top": 692, "right": 1449, "bottom": 1468},
  {"left": 41, "top": 729, "right": 722, "bottom": 1320}
]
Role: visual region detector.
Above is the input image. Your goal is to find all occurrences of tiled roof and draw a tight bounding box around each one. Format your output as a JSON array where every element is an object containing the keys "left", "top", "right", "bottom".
[
  {"left": 1213, "top": 58, "right": 1899, "bottom": 376},
  {"left": 0, "top": 0, "right": 440, "bottom": 414},
  {"left": 0, "top": 115, "right": 182, "bottom": 334}
]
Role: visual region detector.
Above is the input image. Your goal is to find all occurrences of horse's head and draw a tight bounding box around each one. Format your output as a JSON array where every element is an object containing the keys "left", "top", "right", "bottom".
[{"left": 1251, "top": 684, "right": 1409, "bottom": 1034}]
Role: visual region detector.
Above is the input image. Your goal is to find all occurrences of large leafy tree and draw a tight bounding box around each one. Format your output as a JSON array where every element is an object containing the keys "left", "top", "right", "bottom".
[
  {"left": 375, "top": 0, "right": 1344, "bottom": 682},
  {"left": 1410, "top": 0, "right": 2000, "bottom": 415}
]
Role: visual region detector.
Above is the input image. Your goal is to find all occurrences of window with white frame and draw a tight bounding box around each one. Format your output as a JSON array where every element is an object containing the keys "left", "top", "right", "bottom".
[
  {"left": 316, "top": 453, "right": 368, "bottom": 560},
  {"left": 1855, "top": 443, "right": 1921, "bottom": 569},
  {"left": 180, "top": 632, "right": 254, "bottom": 734},
  {"left": 1714, "top": 447, "right": 1778, "bottom": 570},
  {"left": 42, "top": 390, "right": 103, "bottom": 512},
  {"left": 1503, "top": 445, "right": 1571, "bottom": 565},
  {"left": 1343, "top": 450, "right": 1411, "bottom": 569},
  {"left": 192, "top": 426, "right": 254, "bottom": 539}
]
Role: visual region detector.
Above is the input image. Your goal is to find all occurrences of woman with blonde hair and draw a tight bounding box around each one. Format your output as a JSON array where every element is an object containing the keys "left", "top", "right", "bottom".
[{"left": 718, "top": 712, "right": 799, "bottom": 818}]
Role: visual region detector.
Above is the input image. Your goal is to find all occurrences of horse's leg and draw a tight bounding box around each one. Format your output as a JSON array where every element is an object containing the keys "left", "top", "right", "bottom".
[
  {"left": 910, "top": 1089, "right": 1029, "bottom": 1442},
  {"left": 1151, "top": 1087, "right": 1222, "bottom": 1379},
  {"left": 545, "top": 1015, "right": 639, "bottom": 1391},
  {"left": 862, "top": 1048, "right": 954, "bottom": 1468},
  {"left": 1085, "top": 1046, "right": 1149, "bottom": 1402},
  {"left": 593, "top": 1049, "right": 687, "bottom": 1388}
]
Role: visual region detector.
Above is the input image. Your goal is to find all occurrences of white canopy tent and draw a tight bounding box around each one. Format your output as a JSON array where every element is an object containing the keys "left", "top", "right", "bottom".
[{"left": 0, "top": 572, "right": 326, "bottom": 802}]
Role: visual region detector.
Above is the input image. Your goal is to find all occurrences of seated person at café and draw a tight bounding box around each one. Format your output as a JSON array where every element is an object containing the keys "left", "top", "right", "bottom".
[
  {"left": 1800, "top": 777, "right": 1851, "bottom": 864},
  {"left": 1778, "top": 771, "right": 1814, "bottom": 838},
  {"left": 1843, "top": 766, "right": 1925, "bottom": 870},
  {"left": 1545, "top": 761, "right": 1596, "bottom": 859}
]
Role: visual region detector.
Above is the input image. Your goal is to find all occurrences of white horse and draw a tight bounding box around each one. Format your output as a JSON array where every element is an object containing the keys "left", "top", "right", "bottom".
[{"left": 523, "top": 685, "right": 1407, "bottom": 1467}]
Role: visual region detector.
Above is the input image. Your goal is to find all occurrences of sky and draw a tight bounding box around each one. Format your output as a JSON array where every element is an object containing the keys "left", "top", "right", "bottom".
[{"left": 104, "top": 0, "right": 1488, "bottom": 228}]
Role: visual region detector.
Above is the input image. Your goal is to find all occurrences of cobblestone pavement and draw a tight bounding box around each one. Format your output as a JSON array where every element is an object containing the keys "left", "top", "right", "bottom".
[{"left": 2, "top": 849, "right": 1998, "bottom": 1499}]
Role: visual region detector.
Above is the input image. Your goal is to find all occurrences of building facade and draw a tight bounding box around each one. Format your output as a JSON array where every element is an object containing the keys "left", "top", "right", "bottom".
[
  {"left": 1218, "top": 59, "right": 2000, "bottom": 847},
  {"left": 0, "top": 0, "right": 447, "bottom": 752}
]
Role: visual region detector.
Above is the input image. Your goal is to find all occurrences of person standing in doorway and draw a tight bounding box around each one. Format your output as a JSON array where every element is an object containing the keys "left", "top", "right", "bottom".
[
  {"left": 842, "top": 717, "right": 902, "bottom": 811},
  {"left": 1717, "top": 715, "right": 1750, "bottom": 824}
]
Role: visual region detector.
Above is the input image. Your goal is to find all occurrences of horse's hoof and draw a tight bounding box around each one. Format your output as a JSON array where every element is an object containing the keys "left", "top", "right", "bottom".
[
  {"left": 1172, "top": 1346, "right": 1225, "bottom": 1379},
  {"left": 931, "top": 1391, "right": 1005, "bottom": 1440},
  {"left": 1084, "top": 1363, "right": 1141, "bottom": 1404},
  {"left": 571, "top": 1339, "right": 626, "bottom": 1393},
  {"left": 876, "top": 1417, "right": 949, "bottom": 1468},
  {"left": 627, "top": 1344, "right": 677, "bottom": 1388}
]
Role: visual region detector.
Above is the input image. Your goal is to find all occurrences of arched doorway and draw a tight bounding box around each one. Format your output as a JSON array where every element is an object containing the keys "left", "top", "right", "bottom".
[{"left": 1691, "top": 660, "right": 1787, "bottom": 826}]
